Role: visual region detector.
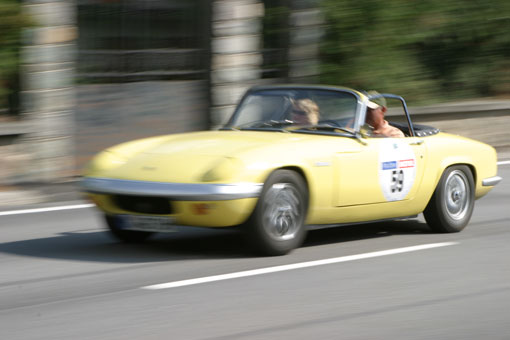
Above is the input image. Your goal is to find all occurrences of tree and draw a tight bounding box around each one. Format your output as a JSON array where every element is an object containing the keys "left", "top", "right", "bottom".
[
  {"left": 319, "top": 0, "right": 510, "bottom": 103},
  {"left": 0, "top": 0, "right": 31, "bottom": 115}
]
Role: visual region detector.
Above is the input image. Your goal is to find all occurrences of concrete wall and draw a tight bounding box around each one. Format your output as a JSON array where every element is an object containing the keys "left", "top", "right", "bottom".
[{"left": 74, "top": 81, "right": 208, "bottom": 170}]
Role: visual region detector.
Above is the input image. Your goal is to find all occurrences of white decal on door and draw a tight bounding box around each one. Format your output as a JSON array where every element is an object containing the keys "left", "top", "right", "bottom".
[{"left": 378, "top": 140, "right": 417, "bottom": 201}]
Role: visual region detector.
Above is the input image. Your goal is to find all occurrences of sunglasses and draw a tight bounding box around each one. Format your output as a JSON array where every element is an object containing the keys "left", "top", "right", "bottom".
[{"left": 293, "top": 110, "right": 307, "bottom": 116}]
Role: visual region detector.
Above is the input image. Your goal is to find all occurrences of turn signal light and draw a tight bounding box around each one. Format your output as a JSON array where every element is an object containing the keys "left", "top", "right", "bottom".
[{"left": 192, "top": 203, "right": 212, "bottom": 215}]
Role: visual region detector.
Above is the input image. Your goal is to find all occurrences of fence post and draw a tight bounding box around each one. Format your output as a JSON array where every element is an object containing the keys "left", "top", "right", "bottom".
[
  {"left": 20, "top": 0, "right": 77, "bottom": 182},
  {"left": 288, "top": 0, "right": 323, "bottom": 83},
  {"left": 210, "top": 0, "right": 265, "bottom": 128}
]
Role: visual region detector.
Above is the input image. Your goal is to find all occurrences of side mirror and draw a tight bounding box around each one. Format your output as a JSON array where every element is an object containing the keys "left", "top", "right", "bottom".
[{"left": 359, "top": 124, "right": 373, "bottom": 138}]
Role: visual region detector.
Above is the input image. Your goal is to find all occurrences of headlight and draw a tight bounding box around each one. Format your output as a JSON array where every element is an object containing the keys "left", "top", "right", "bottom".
[
  {"left": 201, "top": 157, "right": 242, "bottom": 182},
  {"left": 83, "top": 150, "right": 128, "bottom": 175}
]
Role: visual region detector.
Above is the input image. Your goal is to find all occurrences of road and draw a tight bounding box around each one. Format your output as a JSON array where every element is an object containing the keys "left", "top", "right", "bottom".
[{"left": 1, "top": 164, "right": 509, "bottom": 340}]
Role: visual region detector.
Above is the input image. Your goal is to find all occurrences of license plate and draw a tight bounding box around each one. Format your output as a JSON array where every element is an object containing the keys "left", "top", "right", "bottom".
[{"left": 119, "top": 215, "right": 178, "bottom": 233}]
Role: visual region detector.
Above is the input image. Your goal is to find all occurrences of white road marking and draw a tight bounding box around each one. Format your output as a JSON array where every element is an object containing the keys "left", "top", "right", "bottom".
[
  {"left": 142, "top": 242, "right": 458, "bottom": 290},
  {"left": 498, "top": 160, "right": 510, "bottom": 166},
  {"left": 0, "top": 204, "right": 94, "bottom": 216}
]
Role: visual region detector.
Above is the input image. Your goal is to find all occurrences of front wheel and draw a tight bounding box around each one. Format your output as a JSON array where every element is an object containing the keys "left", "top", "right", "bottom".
[
  {"left": 105, "top": 215, "right": 154, "bottom": 243},
  {"left": 423, "top": 165, "right": 475, "bottom": 233},
  {"left": 244, "top": 170, "right": 308, "bottom": 256}
]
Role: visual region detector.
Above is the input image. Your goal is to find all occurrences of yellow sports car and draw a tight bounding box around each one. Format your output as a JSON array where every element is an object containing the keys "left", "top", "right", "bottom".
[{"left": 81, "top": 85, "right": 501, "bottom": 255}]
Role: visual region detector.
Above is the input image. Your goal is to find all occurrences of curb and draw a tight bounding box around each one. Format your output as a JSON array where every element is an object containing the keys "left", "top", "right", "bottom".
[
  {"left": 0, "top": 181, "right": 82, "bottom": 208},
  {"left": 0, "top": 190, "right": 45, "bottom": 207}
]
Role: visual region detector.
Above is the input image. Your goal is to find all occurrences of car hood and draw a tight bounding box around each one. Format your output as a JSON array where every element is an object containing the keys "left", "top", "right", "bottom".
[
  {"left": 142, "top": 130, "right": 282, "bottom": 156},
  {"left": 93, "top": 130, "right": 318, "bottom": 183}
]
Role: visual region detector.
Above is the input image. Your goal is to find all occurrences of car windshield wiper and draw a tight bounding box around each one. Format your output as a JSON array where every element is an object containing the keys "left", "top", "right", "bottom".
[
  {"left": 234, "top": 120, "right": 295, "bottom": 130},
  {"left": 225, "top": 122, "right": 355, "bottom": 134},
  {"left": 288, "top": 124, "right": 355, "bottom": 135},
  {"left": 218, "top": 126, "right": 239, "bottom": 131},
  {"left": 288, "top": 124, "right": 367, "bottom": 144}
]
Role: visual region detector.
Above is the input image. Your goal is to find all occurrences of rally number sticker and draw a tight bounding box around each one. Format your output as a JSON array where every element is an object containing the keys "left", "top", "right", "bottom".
[{"left": 378, "top": 140, "right": 417, "bottom": 201}]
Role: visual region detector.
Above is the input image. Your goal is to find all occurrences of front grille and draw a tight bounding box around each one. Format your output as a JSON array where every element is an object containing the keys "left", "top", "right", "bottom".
[{"left": 112, "top": 195, "right": 172, "bottom": 215}]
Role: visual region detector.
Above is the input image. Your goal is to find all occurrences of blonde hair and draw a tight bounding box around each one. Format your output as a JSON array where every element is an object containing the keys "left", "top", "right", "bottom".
[{"left": 295, "top": 99, "right": 319, "bottom": 118}]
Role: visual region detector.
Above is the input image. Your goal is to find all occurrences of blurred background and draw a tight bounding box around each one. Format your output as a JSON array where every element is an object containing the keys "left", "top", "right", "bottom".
[{"left": 1, "top": 0, "right": 510, "bottom": 185}]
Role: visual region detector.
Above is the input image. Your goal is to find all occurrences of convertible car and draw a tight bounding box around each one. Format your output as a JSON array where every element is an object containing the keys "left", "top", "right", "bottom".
[{"left": 81, "top": 85, "right": 501, "bottom": 255}]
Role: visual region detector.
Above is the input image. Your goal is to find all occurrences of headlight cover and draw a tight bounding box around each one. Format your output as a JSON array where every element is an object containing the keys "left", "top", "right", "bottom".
[{"left": 200, "top": 157, "right": 243, "bottom": 182}]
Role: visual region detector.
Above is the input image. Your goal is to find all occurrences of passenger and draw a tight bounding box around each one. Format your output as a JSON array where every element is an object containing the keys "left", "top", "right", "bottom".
[
  {"left": 366, "top": 94, "right": 405, "bottom": 138},
  {"left": 291, "top": 99, "right": 320, "bottom": 125}
]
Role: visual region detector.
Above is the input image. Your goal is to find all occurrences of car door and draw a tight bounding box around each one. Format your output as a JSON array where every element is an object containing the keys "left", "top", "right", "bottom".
[
  {"left": 334, "top": 135, "right": 426, "bottom": 206},
  {"left": 334, "top": 138, "right": 383, "bottom": 206}
]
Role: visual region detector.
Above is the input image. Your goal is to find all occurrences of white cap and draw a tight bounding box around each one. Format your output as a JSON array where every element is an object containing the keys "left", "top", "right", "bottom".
[
  {"left": 366, "top": 100, "right": 380, "bottom": 109},
  {"left": 366, "top": 91, "right": 386, "bottom": 109}
]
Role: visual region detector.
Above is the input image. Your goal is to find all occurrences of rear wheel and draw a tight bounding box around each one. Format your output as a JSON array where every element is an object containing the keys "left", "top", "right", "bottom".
[
  {"left": 105, "top": 214, "right": 154, "bottom": 243},
  {"left": 424, "top": 165, "right": 474, "bottom": 233},
  {"left": 244, "top": 170, "right": 308, "bottom": 256}
]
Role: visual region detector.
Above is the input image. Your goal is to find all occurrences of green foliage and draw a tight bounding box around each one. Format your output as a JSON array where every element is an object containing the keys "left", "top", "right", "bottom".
[
  {"left": 0, "top": 0, "right": 31, "bottom": 113},
  {"left": 319, "top": 0, "right": 510, "bottom": 104},
  {"left": 262, "top": 1, "right": 291, "bottom": 78}
]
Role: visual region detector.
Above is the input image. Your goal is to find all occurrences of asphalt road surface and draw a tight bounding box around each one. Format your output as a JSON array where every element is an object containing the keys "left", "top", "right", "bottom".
[{"left": 1, "top": 164, "right": 509, "bottom": 340}]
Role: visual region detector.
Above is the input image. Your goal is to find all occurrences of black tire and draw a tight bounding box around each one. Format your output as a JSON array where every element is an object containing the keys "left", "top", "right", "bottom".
[
  {"left": 244, "top": 170, "right": 308, "bottom": 256},
  {"left": 423, "top": 165, "right": 475, "bottom": 233},
  {"left": 105, "top": 214, "right": 153, "bottom": 243}
]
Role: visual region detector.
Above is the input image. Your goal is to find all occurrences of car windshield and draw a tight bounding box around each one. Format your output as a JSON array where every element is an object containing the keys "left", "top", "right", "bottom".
[{"left": 225, "top": 89, "right": 359, "bottom": 132}]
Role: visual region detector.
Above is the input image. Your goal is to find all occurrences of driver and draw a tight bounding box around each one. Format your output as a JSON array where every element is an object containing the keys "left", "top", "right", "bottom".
[
  {"left": 366, "top": 94, "right": 404, "bottom": 138},
  {"left": 291, "top": 99, "right": 320, "bottom": 125}
]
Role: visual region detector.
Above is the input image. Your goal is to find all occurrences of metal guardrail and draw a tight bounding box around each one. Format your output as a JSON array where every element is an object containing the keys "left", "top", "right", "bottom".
[
  {"left": 0, "top": 121, "right": 33, "bottom": 137},
  {"left": 408, "top": 101, "right": 510, "bottom": 151},
  {"left": 2, "top": 99, "right": 510, "bottom": 141}
]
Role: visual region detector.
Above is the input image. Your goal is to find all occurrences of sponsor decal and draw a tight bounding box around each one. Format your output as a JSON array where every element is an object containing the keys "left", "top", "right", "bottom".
[
  {"left": 398, "top": 159, "right": 415, "bottom": 168},
  {"left": 382, "top": 161, "right": 397, "bottom": 170}
]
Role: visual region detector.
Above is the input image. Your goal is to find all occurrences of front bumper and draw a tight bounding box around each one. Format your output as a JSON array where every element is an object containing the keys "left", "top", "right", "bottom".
[
  {"left": 81, "top": 177, "right": 262, "bottom": 227},
  {"left": 81, "top": 177, "right": 263, "bottom": 201},
  {"left": 482, "top": 176, "right": 502, "bottom": 187}
]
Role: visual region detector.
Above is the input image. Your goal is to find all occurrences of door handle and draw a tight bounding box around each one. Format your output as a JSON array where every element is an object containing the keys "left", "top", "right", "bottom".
[{"left": 409, "top": 139, "right": 424, "bottom": 145}]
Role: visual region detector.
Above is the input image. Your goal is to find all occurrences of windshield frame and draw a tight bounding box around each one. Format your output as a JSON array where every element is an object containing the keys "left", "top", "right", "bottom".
[
  {"left": 223, "top": 85, "right": 366, "bottom": 134},
  {"left": 367, "top": 93, "right": 416, "bottom": 137}
]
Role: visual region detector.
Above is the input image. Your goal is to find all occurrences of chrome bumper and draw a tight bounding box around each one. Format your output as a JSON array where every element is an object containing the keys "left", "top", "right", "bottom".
[
  {"left": 482, "top": 176, "right": 502, "bottom": 187},
  {"left": 81, "top": 177, "right": 263, "bottom": 201}
]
